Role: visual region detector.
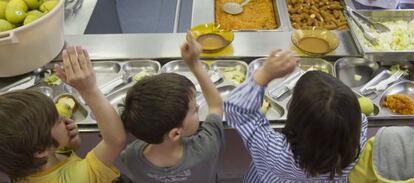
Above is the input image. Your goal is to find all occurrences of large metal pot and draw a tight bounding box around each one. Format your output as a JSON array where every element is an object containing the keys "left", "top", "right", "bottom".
[{"left": 0, "top": 0, "right": 64, "bottom": 77}]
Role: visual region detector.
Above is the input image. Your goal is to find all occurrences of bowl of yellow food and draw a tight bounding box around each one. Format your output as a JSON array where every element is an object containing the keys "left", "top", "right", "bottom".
[
  {"left": 191, "top": 23, "right": 234, "bottom": 53},
  {"left": 291, "top": 30, "right": 339, "bottom": 55}
]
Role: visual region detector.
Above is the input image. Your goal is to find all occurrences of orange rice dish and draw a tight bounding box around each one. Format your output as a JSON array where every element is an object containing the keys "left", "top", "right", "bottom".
[
  {"left": 383, "top": 94, "right": 414, "bottom": 115},
  {"left": 215, "top": 0, "right": 278, "bottom": 30}
]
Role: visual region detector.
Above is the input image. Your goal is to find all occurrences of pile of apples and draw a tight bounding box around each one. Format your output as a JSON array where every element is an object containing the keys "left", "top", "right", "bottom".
[{"left": 0, "top": 0, "right": 58, "bottom": 32}]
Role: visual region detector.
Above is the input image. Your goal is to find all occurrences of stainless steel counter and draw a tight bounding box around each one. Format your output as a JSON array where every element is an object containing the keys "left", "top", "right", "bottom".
[{"left": 64, "top": 31, "right": 360, "bottom": 60}]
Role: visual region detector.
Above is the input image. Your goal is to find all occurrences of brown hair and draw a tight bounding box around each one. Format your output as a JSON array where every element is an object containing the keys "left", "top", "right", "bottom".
[
  {"left": 120, "top": 73, "right": 195, "bottom": 144},
  {"left": 282, "top": 71, "right": 361, "bottom": 179},
  {"left": 0, "top": 90, "right": 59, "bottom": 180}
]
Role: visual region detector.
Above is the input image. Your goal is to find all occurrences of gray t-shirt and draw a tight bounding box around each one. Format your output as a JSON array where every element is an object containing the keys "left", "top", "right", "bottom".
[{"left": 121, "top": 114, "right": 224, "bottom": 183}]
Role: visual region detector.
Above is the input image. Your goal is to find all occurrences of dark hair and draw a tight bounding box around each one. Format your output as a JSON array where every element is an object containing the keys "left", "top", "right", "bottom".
[
  {"left": 282, "top": 71, "right": 361, "bottom": 179},
  {"left": 120, "top": 73, "right": 195, "bottom": 144},
  {"left": 0, "top": 90, "right": 59, "bottom": 181}
]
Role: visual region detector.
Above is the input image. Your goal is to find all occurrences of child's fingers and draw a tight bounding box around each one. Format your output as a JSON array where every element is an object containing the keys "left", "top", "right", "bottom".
[
  {"left": 269, "top": 49, "right": 282, "bottom": 58},
  {"left": 186, "top": 31, "right": 191, "bottom": 42},
  {"left": 68, "top": 128, "right": 79, "bottom": 137},
  {"left": 62, "top": 50, "right": 74, "bottom": 77},
  {"left": 274, "top": 50, "right": 292, "bottom": 62},
  {"left": 66, "top": 122, "right": 77, "bottom": 130},
  {"left": 186, "top": 31, "right": 196, "bottom": 46},
  {"left": 76, "top": 46, "right": 87, "bottom": 71},
  {"left": 67, "top": 47, "right": 82, "bottom": 74},
  {"left": 82, "top": 49, "right": 93, "bottom": 71}
]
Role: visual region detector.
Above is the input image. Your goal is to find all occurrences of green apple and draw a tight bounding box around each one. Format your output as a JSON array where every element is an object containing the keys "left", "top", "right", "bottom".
[
  {"left": 39, "top": 0, "right": 57, "bottom": 13},
  {"left": 23, "top": 13, "right": 38, "bottom": 25},
  {"left": 0, "top": 1, "right": 7, "bottom": 19},
  {"left": 27, "top": 9, "right": 42, "bottom": 16},
  {"left": 358, "top": 97, "right": 374, "bottom": 115},
  {"left": 55, "top": 102, "right": 73, "bottom": 119},
  {"left": 0, "top": 19, "right": 14, "bottom": 32},
  {"left": 7, "top": 0, "right": 27, "bottom": 12},
  {"left": 24, "top": 0, "right": 43, "bottom": 9},
  {"left": 5, "top": 6, "right": 26, "bottom": 24}
]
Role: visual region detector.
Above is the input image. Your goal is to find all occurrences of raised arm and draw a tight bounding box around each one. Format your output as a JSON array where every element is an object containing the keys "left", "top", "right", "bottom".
[
  {"left": 224, "top": 49, "right": 297, "bottom": 169},
  {"left": 55, "top": 46, "right": 126, "bottom": 167},
  {"left": 181, "top": 32, "right": 224, "bottom": 117}
]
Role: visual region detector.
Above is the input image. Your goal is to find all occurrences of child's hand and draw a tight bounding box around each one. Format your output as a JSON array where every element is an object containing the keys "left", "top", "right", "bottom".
[
  {"left": 254, "top": 49, "right": 298, "bottom": 86},
  {"left": 64, "top": 118, "right": 81, "bottom": 150},
  {"left": 181, "top": 32, "right": 202, "bottom": 68},
  {"left": 55, "top": 46, "right": 97, "bottom": 95}
]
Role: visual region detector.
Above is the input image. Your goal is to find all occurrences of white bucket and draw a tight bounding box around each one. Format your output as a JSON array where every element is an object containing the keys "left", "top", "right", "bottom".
[{"left": 0, "top": 0, "right": 64, "bottom": 77}]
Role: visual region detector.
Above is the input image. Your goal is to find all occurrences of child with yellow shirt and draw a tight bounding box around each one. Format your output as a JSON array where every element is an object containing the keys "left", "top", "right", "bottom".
[{"left": 0, "top": 46, "right": 126, "bottom": 183}]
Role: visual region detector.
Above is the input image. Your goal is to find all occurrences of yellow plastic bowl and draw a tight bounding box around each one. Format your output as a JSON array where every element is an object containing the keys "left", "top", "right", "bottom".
[
  {"left": 191, "top": 23, "right": 234, "bottom": 53},
  {"left": 291, "top": 30, "right": 339, "bottom": 55}
]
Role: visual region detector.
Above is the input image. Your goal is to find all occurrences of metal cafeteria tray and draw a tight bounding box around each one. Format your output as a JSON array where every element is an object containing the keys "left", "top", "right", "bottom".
[
  {"left": 92, "top": 61, "right": 122, "bottom": 91},
  {"left": 197, "top": 85, "right": 235, "bottom": 121},
  {"left": 299, "top": 58, "right": 334, "bottom": 76},
  {"left": 247, "top": 58, "right": 266, "bottom": 78},
  {"left": 122, "top": 60, "right": 161, "bottom": 75},
  {"left": 160, "top": 60, "right": 209, "bottom": 85},
  {"left": 372, "top": 81, "right": 414, "bottom": 120},
  {"left": 348, "top": 10, "right": 414, "bottom": 62},
  {"left": 334, "top": 57, "right": 380, "bottom": 91},
  {"left": 264, "top": 68, "right": 304, "bottom": 121},
  {"left": 211, "top": 60, "right": 248, "bottom": 85},
  {"left": 214, "top": 0, "right": 286, "bottom": 31}
]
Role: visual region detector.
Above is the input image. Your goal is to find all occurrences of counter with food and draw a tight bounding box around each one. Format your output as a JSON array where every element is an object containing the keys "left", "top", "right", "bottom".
[{"left": 1, "top": 0, "right": 414, "bottom": 132}]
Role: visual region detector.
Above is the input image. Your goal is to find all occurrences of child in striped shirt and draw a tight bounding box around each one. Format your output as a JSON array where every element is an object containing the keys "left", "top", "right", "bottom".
[{"left": 224, "top": 49, "right": 368, "bottom": 182}]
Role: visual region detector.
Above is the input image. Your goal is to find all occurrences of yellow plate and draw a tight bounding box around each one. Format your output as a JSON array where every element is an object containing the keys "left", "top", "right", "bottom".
[
  {"left": 191, "top": 23, "right": 234, "bottom": 53},
  {"left": 291, "top": 30, "right": 339, "bottom": 55}
]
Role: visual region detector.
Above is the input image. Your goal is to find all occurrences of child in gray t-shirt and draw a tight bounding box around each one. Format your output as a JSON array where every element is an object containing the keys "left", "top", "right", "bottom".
[{"left": 120, "top": 32, "right": 224, "bottom": 183}]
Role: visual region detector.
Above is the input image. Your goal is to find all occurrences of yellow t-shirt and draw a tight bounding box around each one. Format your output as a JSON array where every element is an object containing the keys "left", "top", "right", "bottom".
[
  {"left": 349, "top": 137, "right": 414, "bottom": 183},
  {"left": 18, "top": 149, "right": 120, "bottom": 183}
]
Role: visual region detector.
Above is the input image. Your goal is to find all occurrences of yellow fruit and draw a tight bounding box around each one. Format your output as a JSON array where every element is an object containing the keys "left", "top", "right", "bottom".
[
  {"left": 39, "top": 0, "right": 57, "bottom": 13},
  {"left": 27, "top": 9, "right": 42, "bottom": 16},
  {"left": 7, "top": 0, "right": 27, "bottom": 12},
  {"left": 5, "top": 6, "right": 26, "bottom": 24},
  {"left": 358, "top": 97, "right": 374, "bottom": 115},
  {"left": 23, "top": 13, "right": 38, "bottom": 24},
  {"left": 24, "top": 0, "right": 43, "bottom": 10},
  {"left": 0, "top": 19, "right": 14, "bottom": 32},
  {"left": 57, "top": 96, "right": 76, "bottom": 110},
  {"left": 0, "top": 1, "right": 7, "bottom": 19},
  {"left": 55, "top": 102, "right": 73, "bottom": 118}
]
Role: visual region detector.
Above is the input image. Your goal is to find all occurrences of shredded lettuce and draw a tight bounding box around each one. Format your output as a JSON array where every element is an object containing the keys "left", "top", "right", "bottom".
[{"left": 358, "top": 19, "right": 414, "bottom": 51}]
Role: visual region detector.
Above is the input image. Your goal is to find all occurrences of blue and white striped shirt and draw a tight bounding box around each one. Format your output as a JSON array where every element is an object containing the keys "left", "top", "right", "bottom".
[{"left": 224, "top": 78, "right": 368, "bottom": 183}]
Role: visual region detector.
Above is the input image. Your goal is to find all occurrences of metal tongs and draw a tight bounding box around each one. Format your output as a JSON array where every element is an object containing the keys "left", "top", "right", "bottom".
[
  {"left": 348, "top": 8, "right": 390, "bottom": 33},
  {"left": 346, "top": 6, "right": 379, "bottom": 46}
]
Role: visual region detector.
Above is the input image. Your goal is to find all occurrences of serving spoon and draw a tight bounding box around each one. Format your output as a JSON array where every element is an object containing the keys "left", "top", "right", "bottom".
[{"left": 223, "top": 0, "right": 250, "bottom": 15}]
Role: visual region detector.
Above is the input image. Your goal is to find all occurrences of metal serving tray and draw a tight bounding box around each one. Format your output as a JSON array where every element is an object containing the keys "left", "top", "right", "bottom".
[
  {"left": 214, "top": 0, "right": 286, "bottom": 31},
  {"left": 284, "top": 0, "right": 349, "bottom": 31},
  {"left": 348, "top": 10, "right": 414, "bottom": 62}
]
